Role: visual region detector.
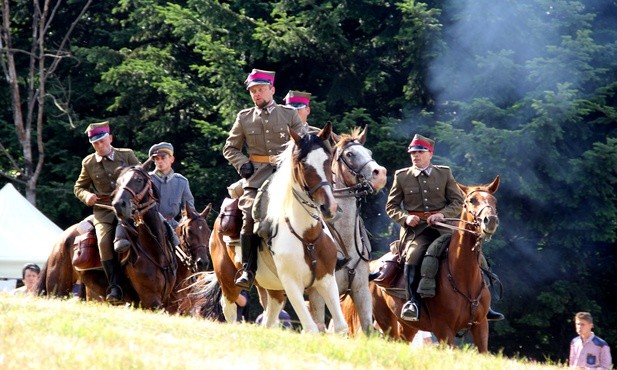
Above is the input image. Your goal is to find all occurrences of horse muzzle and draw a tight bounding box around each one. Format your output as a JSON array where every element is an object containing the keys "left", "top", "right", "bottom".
[{"left": 112, "top": 196, "right": 132, "bottom": 221}]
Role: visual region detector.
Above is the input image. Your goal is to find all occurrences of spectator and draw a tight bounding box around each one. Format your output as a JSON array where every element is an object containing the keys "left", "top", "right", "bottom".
[
  {"left": 569, "top": 311, "right": 612, "bottom": 369},
  {"left": 13, "top": 263, "right": 41, "bottom": 295}
]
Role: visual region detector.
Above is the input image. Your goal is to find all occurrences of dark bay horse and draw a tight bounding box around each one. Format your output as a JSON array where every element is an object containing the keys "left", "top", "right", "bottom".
[
  {"left": 37, "top": 166, "right": 211, "bottom": 311},
  {"left": 307, "top": 126, "right": 387, "bottom": 334},
  {"left": 343, "top": 176, "right": 501, "bottom": 352},
  {"left": 208, "top": 123, "right": 348, "bottom": 333}
]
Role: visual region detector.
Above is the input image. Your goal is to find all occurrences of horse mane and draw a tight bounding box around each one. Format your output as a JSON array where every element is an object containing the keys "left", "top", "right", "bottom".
[
  {"left": 333, "top": 127, "right": 362, "bottom": 150},
  {"left": 266, "top": 132, "right": 329, "bottom": 224}
]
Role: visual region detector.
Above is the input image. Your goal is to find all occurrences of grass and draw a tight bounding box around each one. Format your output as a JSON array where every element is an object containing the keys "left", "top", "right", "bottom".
[{"left": 0, "top": 293, "right": 563, "bottom": 370}]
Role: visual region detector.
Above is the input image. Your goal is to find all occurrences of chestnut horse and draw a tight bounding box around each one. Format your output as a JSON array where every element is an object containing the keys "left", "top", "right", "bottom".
[
  {"left": 209, "top": 123, "right": 348, "bottom": 333},
  {"left": 307, "top": 126, "right": 387, "bottom": 334},
  {"left": 37, "top": 166, "right": 211, "bottom": 311},
  {"left": 343, "top": 176, "right": 500, "bottom": 352}
]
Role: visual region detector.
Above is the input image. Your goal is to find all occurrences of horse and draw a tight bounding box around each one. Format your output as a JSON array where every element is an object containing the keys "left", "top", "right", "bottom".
[
  {"left": 342, "top": 176, "right": 501, "bottom": 352},
  {"left": 208, "top": 122, "right": 348, "bottom": 333},
  {"left": 164, "top": 202, "right": 212, "bottom": 314},
  {"left": 37, "top": 166, "right": 211, "bottom": 311},
  {"left": 306, "top": 126, "right": 387, "bottom": 334}
]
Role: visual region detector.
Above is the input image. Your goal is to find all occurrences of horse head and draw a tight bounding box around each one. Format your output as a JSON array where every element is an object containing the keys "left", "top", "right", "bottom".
[
  {"left": 289, "top": 122, "right": 338, "bottom": 220},
  {"left": 112, "top": 166, "right": 157, "bottom": 221},
  {"left": 331, "top": 125, "right": 387, "bottom": 194},
  {"left": 177, "top": 202, "right": 212, "bottom": 272},
  {"left": 458, "top": 175, "right": 500, "bottom": 240}
]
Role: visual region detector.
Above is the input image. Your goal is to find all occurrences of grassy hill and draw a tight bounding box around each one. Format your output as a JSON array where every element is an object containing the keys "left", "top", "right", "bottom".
[{"left": 0, "top": 293, "right": 563, "bottom": 370}]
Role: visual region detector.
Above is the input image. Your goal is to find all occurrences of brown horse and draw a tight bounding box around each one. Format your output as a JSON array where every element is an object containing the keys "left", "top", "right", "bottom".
[
  {"left": 37, "top": 166, "right": 210, "bottom": 311},
  {"left": 163, "top": 202, "right": 212, "bottom": 314},
  {"left": 343, "top": 176, "right": 501, "bottom": 352}
]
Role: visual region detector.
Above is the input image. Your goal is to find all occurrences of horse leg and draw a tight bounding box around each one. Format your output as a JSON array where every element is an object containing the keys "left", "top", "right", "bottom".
[
  {"left": 221, "top": 295, "right": 238, "bottom": 323},
  {"left": 350, "top": 268, "right": 374, "bottom": 335},
  {"left": 313, "top": 275, "right": 349, "bottom": 334},
  {"left": 262, "top": 290, "right": 286, "bottom": 328},
  {"left": 279, "top": 279, "right": 320, "bottom": 333},
  {"left": 470, "top": 318, "right": 489, "bottom": 353},
  {"left": 307, "top": 288, "right": 327, "bottom": 332}
]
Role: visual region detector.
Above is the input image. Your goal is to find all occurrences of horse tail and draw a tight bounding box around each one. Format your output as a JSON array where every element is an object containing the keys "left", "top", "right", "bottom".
[
  {"left": 34, "top": 259, "right": 49, "bottom": 296},
  {"left": 181, "top": 272, "right": 225, "bottom": 321},
  {"left": 341, "top": 294, "right": 362, "bottom": 337}
]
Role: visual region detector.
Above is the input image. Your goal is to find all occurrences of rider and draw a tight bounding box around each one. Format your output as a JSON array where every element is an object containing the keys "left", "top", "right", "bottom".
[
  {"left": 74, "top": 121, "right": 140, "bottom": 304},
  {"left": 384, "top": 134, "right": 504, "bottom": 322},
  {"left": 223, "top": 69, "right": 305, "bottom": 290},
  {"left": 283, "top": 90, "right": 312, "bottom": 129},
  {"left": 149, "top": 142, "right": 194, "bottom": 249}
]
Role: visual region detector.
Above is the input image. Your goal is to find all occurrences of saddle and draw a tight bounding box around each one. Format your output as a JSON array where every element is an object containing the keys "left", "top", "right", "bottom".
[{"left": 373, "top": 234, "right": 452, "bottom": 298}]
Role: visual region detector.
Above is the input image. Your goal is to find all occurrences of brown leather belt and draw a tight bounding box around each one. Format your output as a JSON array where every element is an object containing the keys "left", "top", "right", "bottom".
[
  {"left": 408, "top": 210, "right": 440, "bottom": 219},
  {"left": 249, "top": 154, "right": 277, "bottom": 164}
]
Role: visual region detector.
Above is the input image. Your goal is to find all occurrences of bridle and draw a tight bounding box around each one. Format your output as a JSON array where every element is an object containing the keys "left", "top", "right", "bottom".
[
  {"left": 176, "top": 215, "right": 209, "bottom": 273},
  {"left": 332, "top": 141, "right": 376, "bottom": 198},
  {"left": 116, "top": 167, "right": 158, "bottom": 225}
]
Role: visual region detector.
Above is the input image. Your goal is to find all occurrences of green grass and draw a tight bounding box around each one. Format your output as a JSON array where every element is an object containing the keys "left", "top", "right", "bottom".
[{"left": 0, "top": 293, "right": 563, "bottom": 370}]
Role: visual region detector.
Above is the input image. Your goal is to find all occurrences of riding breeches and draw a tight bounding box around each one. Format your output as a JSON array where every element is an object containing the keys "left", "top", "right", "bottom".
[
  {"left": 402, "top": 228, "right": 441, "bottom": 265},
  {"left": 94, "top": 220, "right": 116, "bottom": 261},
  {"left": 238, "top": 187, "right": 257, "bottom": 235}
]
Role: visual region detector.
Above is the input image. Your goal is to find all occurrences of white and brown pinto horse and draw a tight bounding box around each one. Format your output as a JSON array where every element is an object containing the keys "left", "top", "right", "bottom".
[
  {"left": 209, "top": 122, "right": 348, "bottom": 333},
  {"left": 307, "top": 126, "right": 387, "bottom": 334}
]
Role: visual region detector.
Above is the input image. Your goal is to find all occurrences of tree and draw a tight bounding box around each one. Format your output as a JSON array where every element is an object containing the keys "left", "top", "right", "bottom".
[{"left": 0, "top": 0, "right": 93, "bottom": 204}]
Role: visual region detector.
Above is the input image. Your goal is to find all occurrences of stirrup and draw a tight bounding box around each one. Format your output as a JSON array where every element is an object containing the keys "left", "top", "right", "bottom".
[
  {"left": 234, "top": 270, "right": 255, "bottom": 290},
  {"left": 401, "top": 301, "right": 419, "bottom": 321},
  {"left": 106, "top": 285, "right": 124, "bottom": 305}
]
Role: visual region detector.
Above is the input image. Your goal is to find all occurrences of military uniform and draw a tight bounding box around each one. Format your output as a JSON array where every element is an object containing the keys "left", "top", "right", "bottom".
[
  {"left": 74, "top": 147, "right": 140, "bottom": 260},
  {"left": 150, "top": 169, "right": 194, "bottom": 229},
  {"left": 385, "top": 165, "right": 463, "bottom": 264},
  {"left": 223, "top": 101, "right": 305, "bottom": 233}
]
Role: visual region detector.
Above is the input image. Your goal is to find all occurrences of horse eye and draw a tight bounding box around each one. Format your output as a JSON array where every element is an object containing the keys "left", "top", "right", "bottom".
[
  {"left": 469, "top": 198, "right": 478, "bottom": 205},
  {"left": 346, "top": 152, "right": 354, "bottom": 158}
]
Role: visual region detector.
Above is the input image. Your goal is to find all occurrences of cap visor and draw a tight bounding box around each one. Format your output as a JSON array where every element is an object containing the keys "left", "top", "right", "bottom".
[
  {"left": 89, "top": 132, "right": 109, "bottom": 143},
  {"left": 407, "top": 146, "right": 429, "bottom": 152}
]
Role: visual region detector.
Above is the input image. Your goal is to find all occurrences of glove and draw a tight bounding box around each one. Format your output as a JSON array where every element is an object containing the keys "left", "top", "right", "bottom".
[{"left": 239, "top": 162, "right": 254, "bottom": 179}]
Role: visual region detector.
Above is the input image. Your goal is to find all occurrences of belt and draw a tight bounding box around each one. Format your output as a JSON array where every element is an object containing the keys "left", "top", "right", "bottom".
[
  {"left": 408, "top": 210, "right": 440, "bottom": 219},
  {"left": 249, "top": 154, "right": 277, "bottom": 164}
]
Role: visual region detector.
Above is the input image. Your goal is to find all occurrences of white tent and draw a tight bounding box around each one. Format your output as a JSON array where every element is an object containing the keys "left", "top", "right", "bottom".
[{"left": 0, "top": 183, "right": 63, "bottom": 290}]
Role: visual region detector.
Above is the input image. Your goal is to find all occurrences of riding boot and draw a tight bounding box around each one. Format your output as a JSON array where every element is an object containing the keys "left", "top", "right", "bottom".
[
  {"left": 487, "top": 307, "right": 505, "bottom": 321},
  {"left": 101, "top": 259, "right": 123, "bottom": 305},
  {"left": 113, "top": 224, "right": 130, "bottom": 253},
  {"left": 164, "top": 219, "right": 180, "bottom": 248},
  {"left": 401, "top": 264, "right": 420, "bottom": 321},
  {"left": 235, "top": 234, "right": 259, "bottom": 289}
]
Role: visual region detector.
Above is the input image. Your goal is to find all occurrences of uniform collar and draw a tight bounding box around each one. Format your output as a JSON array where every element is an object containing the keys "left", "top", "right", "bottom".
[
  {"left": 255, "top": 100, "right": 277, "bottom": 115},
  {"left": 411, "top": 165, "right": 432, "bottom": 177},
  {"left": 95, "top": 147, "right": 115, "bottom": 162},
  {"left": 153, "top": 168, "right": 175, "bottom": 183}
]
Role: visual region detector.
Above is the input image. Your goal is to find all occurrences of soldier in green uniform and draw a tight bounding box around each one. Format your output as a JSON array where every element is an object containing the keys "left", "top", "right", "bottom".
[
  {"left": 74, "top": 121, "right": 140, "bottom": 303},
  {"left": 385, "top": 134, "right": 503, "bottom": 321},
  {"left": 284, "top": 90, "right": 312, "bottom": 128},
  {"left": 223, "top": 69, "right": 306, "bottom": 289}
]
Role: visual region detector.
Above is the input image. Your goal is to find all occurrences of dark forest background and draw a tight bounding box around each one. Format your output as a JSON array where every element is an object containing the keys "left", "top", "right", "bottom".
[{"left": 1, "top": 0, "right": 615, "bottom": 363}]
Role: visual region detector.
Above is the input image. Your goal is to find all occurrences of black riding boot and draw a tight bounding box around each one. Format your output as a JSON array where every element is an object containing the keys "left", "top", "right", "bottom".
[
  {"left": 401, "top": 264, "right": 420, "bottom": 321},
  {"left": 160, "top": 215, "right": 179, "bottom": 248},
  {"left": 487, "top": 308, "right": 505, "bottom": 321},
  {"left": 481, "top": 267, "right": 505, "bottom": 321},
  {"left": 102, "top": 259, "right": 123, "bottom": 305},
  {"left": 235, "top": 234, "right": 259, "bottom": 289}
]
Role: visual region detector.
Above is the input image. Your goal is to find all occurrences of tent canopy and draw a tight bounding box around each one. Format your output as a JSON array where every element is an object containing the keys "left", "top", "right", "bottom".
[{"left": 0, "top": 183, "right": 63, "bottom": 280}]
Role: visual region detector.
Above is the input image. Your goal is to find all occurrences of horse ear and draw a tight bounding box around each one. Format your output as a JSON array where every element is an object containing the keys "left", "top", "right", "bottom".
[
  {"left": 318, "top": 121, "right": 332, "bottom": 141},
  {"left": 330, "top": 131, "right": 340, "bottom": 144},
  {"left": 487, "top": 175, "right": 500, "bottom": 194},
  {"left": 289, "top": 126, "right": 302, "bottom": 144},
  {"left": 358, "top": 125, "right": 368, "bottom": 145},
  {"left": 201, "top": 203, "right": 212, "bottom": 219},
  {"left": 457, "top": 182, "right": 469, "bottom": 195}
]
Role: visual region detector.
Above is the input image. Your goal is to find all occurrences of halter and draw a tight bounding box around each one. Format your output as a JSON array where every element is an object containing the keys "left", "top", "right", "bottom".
[{"left": 332, "top": 141, "right": 376, "bottom": 198}]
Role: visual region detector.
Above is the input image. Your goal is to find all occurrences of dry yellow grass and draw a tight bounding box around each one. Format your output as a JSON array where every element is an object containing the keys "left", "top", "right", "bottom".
[{"left": 0, "top": 293, "right": 563, "bottom": 369}]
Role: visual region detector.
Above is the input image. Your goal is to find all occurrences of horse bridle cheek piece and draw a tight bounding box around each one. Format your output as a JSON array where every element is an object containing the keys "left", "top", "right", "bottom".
[{"left": 120, "top": 169, "right": 158, "bottom": 225}]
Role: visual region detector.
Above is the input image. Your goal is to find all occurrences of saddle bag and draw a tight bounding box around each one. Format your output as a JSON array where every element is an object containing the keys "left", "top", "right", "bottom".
[
  {"left": 219, "top": 197, "right": 242, "bottom": 239},
  {"left": 374, "top": 251, "right": 403, "bottom": 288},
  {"left": 72, "top": 229, "right": 102, "bottom": 271}
]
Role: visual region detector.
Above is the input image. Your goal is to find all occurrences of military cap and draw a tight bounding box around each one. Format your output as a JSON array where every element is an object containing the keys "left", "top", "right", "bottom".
[
  {"left": 245, "top": 69, "right": 275, "bottom": 89},
  {"left": 284, "top": 90, "right": 311, "bottom": 109},
  {"left": 407, "top": 134, "right": 435, "bottom": 153},
  {"left": 149, "top": 142, "right": 174, "bottom": 157},
  {"left": 85, "top": 121, "right": 110, "bottom": 143}
]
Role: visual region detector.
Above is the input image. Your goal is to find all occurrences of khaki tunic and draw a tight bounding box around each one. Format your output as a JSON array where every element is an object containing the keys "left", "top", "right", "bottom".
[
  {"left": 385, "top": 165, "right": 463, "bottom": 264},
  {"left": 223, "top": 103, "right": 305, "bottom": 234},
  {"left": 74, "top": 148, "right": 140, "bottom": 259}
]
